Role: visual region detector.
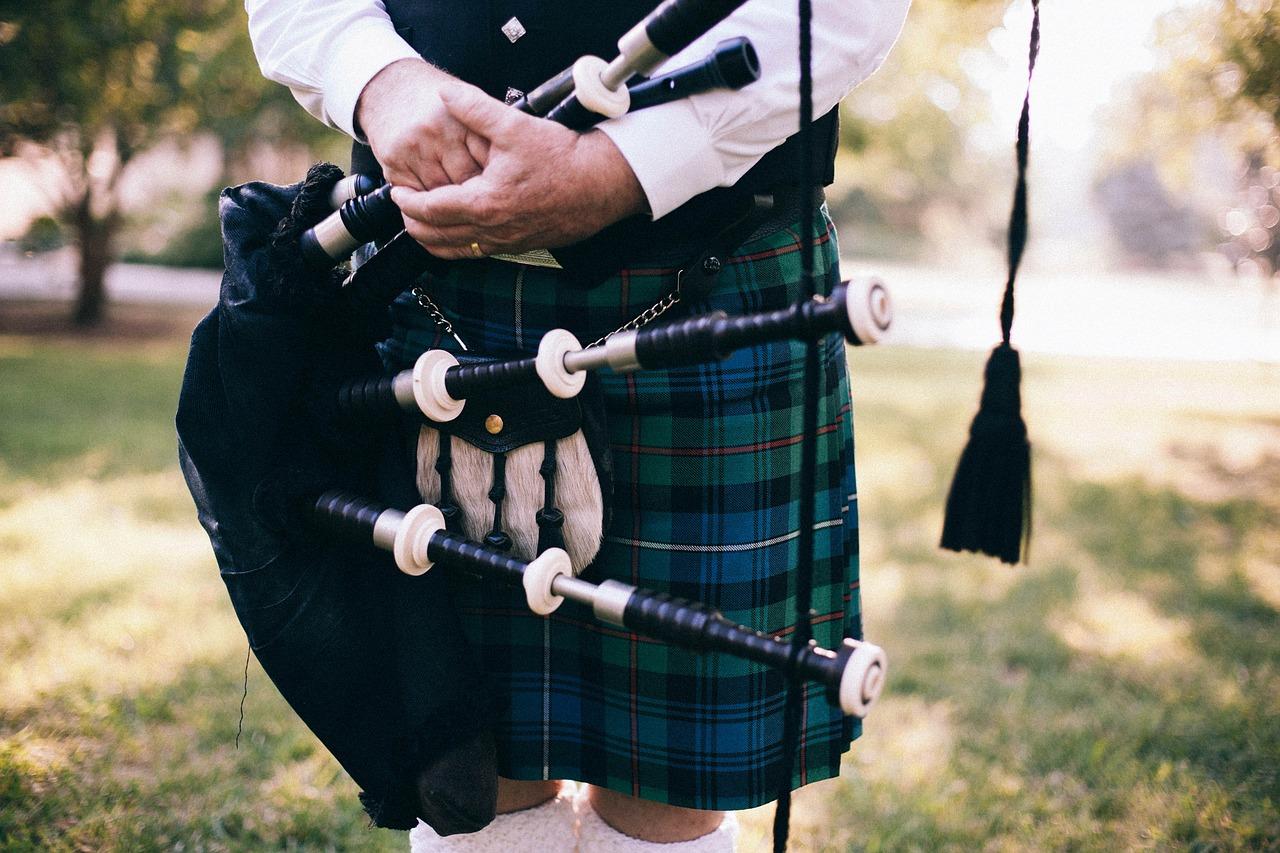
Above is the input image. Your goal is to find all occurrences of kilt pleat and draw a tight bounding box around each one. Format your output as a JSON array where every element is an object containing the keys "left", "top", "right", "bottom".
[{"left": 378, "top": 209, "right": 861, "bottom": 810}]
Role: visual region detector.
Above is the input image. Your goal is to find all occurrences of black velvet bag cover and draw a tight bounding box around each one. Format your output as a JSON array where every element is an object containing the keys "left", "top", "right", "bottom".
[{"left": 176, "top": 165, "right": 498, "bottom": 834}]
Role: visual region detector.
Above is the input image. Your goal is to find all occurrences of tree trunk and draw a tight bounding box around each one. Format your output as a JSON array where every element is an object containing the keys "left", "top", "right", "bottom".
[{"left": 71, "top": 196, "right": 117, "bottom": 327}]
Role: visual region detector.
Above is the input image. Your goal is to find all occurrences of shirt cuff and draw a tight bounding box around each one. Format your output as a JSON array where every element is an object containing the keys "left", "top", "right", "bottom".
[
  {"left": 598, "top": 99, "right": 725, "bottom": 220},
  {"left": 322, "top": 19, "right": 422, "bottom": 140}
]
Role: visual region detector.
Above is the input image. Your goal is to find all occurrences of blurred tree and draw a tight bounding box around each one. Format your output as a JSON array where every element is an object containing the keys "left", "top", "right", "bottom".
[
  {"left": 0, "top": 0, "right": 337, "bottom": 325},
  {"left": 1212, "top": 2, "right": 1280, "bottom": 277},
  {"left": 1102, "top": 1, "right": 1280, "bottom": 275},
  {"left": 1217, "top": 0, "right": 1280, "bottom": 127},
  {"left": 835, "top": 0, "right": 1009, "bottom": 258},
  {"left": 1094, "top": 161, "right": 1200, "bottom": 268},
  {"left": 18, "top": 216, "right": 65, "bottom": 255}
]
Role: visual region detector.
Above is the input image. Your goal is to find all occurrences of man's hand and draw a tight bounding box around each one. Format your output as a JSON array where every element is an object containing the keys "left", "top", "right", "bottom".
[
  {"left": 356, "top": 59, "right": 490, "bottom": 191},
  {"left": 389, "top": 86, "right": 649, "bottom": 260}
]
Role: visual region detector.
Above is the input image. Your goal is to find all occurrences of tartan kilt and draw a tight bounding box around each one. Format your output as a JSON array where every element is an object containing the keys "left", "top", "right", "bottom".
[{"left": 377, "top": 208, "right": 861, "bottom": 811}]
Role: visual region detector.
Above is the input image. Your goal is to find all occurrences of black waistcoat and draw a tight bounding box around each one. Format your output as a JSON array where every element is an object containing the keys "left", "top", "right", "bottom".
[
  {"left": 384, "top": 0, "right": 658, "bottom": 101},
  {"left": 352, "top": 0, "right": 838, "bottom": 278}
]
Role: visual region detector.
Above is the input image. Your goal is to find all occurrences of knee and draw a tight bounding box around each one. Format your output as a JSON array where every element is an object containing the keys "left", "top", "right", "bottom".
[
  {"left": 496, "top": 777, "right": 563, "bottom": 814},
  {"left": 584, "top": 785, "right": 726, "bottom": 843}
]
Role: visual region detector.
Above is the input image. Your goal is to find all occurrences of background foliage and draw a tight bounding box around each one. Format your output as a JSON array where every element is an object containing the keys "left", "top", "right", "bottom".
[
  {"left": 0, "top": 0, "right": 344, "bottom": 323},
  {"left": 1101, "top": 0, "right": 1280, "bottom": 275},
  {"left": 3, "top": 0, "right": 1277, "bottom": 319},
  {"left": 834, "top": 0, "right": 1007, "bottom": 259}
]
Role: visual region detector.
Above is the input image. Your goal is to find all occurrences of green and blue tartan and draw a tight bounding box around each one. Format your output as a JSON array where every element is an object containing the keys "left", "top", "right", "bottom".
[{"left": 378, "top": 210, "right": 861, "bottom": 811}]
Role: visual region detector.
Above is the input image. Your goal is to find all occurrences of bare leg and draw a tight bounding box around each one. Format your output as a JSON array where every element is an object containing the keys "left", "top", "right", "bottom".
[
  {"left": 496, "top": 777, "right": 563, "bottom": 813},
  {"left": 586, "top": 785, "right": 725, "bottom": 843}
]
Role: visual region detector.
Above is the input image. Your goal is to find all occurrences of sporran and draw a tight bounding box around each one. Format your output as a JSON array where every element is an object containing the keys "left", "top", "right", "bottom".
[{"left": 409, "top": 286, "right": 614, "bottom": 572}]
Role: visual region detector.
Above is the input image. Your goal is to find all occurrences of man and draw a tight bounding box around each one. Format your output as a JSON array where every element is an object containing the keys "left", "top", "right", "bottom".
[{"left": 245, "top": 0, "right": 908, "bottom": 849}]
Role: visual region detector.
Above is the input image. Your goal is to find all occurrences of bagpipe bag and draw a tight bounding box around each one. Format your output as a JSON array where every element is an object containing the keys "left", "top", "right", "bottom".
[{"left": 175, "top": 170, "right": 498, "bottom": 832}]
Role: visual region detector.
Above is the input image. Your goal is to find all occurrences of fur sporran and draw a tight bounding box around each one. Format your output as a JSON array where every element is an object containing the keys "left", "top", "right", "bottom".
[{"left": 412, "top": 351, "right": 612, "bottom": 572}]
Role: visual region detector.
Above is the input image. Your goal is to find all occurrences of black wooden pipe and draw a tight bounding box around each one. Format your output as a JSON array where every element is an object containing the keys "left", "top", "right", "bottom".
[
  {"left": 441, "top": 357, "right": 538, "bottom": 400},
  {"left": 300, "top": 488, "right": 885, "bottom": 717},
  {"left": 633, "top": 282, "right": 858, "bottom": 369}
]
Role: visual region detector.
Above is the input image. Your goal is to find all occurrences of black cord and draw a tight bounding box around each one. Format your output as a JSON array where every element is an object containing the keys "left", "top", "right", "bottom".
[
  {"left": 1001, "top": 0, "right": 1040, "bottom": 345},
  {"left": 773, "top": 1, "right": 817, "bottom": 850},
  {"left": 235, "top": 643, "right": 250, "bottom": 749}
]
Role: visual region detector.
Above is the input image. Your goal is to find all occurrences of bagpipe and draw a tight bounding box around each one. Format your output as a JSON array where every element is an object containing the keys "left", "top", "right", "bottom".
[
  {"left": 179, "top": 0, "right": 1040, "bottom": 846},
  {"left": 277, "top": 0, "right": 892, "bottom": 728}
]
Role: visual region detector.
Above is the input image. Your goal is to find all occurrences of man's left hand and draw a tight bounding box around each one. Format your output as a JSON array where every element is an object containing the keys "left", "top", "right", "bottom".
[{"left": 389, "top": 85, "right": 649, "bottom": 260}]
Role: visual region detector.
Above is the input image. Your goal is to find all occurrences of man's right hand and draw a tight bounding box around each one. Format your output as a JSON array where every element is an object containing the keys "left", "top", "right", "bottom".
[{"left": 355, "top": 59, "right": 490, "bottom": 191}]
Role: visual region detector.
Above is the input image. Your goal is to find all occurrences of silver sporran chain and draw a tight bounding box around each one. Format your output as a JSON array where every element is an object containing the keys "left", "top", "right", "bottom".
[
  {"left": 413, "top": 268, "right": 687, "bottom": 352},
  {"left": 412, "top": 285, "right": 469, "bottom": 351},
  {"left": 583, "top": 278, "right": 683, "bottom": 349}
]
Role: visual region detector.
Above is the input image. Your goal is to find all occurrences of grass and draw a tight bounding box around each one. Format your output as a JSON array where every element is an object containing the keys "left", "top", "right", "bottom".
[{"left": 1, "top": 305, "right": 1278, "bottom": 851}]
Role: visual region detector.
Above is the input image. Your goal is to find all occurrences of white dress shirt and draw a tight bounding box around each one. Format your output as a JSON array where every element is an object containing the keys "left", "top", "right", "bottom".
[{"left": 245, "top": 0, "right": 909, "bottom": 218}]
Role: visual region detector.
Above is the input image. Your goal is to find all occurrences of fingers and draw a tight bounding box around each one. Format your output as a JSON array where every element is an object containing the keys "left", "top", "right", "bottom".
[
  {"left": 392, "top": 184, "right": 485, "bottom": 228},
  {"left": 384, "top": 138, "right": 484, "bottom": 190},
  {"left": 394, "top": 187, "right": 496, "bottom": 258},
  {"left": 401, "top": 216, "right": 475, "bottom": 251},
  {"left": 411, "top": 230, "right": 491, "bottom": 262},
  {"left": 383, "top": 162, "right": 437, "bottom": 193},
  {"left": 439, "top": 148, "right": 483, "bottom": 186},
  {"left": 393, "top": 184, "right": 493, "bottom": 258},
  {"left": 439, "top": 115, "right": 488, "bottom": 185},
  {"left": 394, "top": 185, "right": 537, "bottom": 259},
  {"left": 465, "top": 131, "right": 491, "bottom": 167},
  {"left": 368, "top": 83, "right": 492, "bottom": 190},
  {"left": 439, "top": 84, "right": 521, "bottom": 139},
  {"left": 376, "top": 134, "right": 449, "bottom": 191}
]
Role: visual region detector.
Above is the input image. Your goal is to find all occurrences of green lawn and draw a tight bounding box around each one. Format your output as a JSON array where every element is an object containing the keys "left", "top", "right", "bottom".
[{"left": 1, "top": 313, "right": 1277, "bottom": 851}]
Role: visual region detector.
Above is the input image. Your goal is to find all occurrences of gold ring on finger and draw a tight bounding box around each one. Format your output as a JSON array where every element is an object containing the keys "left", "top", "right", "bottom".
[{"left": 469, "top": 241, "right": 484, "bottom": 259}]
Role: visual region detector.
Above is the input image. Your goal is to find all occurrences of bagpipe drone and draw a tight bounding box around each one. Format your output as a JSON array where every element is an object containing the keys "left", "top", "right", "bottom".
[{"left": 178, "top": 0, "right": 1038, "bottom": 847}]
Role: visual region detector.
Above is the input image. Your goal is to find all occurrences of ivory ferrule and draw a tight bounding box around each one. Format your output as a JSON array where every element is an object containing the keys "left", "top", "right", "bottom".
[
  {"left": 312, "top": 212, "right": 358, "bottom": 260},
  {"left": 392, "top": 371, "right": 416, "bottom": 409},
  {"left": 535, "top": 329, "right": 587, "bottom": 398},
  {"left": 847, "top": 276, "right": 892, "bottom": 346},
  {"left": 329, "top": 174, "right": 374, "bottom": 210},
  {"left": 572, "top": 56, "right": 630, "bottom": 118},
  {"left": 838, "top": 639, "right": 888, "bottom": 718},
  {"left": 372, "top": 508, "right": 404, "bottom": 551}
]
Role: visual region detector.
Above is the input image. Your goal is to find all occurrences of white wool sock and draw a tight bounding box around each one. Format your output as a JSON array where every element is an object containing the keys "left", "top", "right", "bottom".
[
  {"left": 408, "top": 794, "right": 577, "bottom": 853},
  {"left": 574, "top": 790, "right": 739, "bottom": 852}
]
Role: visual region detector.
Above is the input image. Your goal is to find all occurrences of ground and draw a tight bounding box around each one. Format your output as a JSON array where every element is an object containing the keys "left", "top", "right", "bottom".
[{"left": 0, "top": 301, "right": 1277, "bottom": 851}]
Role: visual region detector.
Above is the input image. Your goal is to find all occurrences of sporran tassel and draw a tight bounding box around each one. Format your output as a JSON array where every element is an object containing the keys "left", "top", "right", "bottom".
[{"left": 940, "top": 0, "right": 1039, "bottom": 565}]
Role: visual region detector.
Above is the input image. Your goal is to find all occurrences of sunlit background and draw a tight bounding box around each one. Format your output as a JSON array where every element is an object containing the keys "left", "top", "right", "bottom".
[{"left": 1, "top": 1, "right": 1277, "bottom": 850}]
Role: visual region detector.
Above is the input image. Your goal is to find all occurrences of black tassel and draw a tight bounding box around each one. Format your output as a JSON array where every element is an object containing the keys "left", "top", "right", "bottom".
[
  {"left": 265, "top": 162, "right": 347, "bottom": 306},
  {"left": 940, "top": 343, "right": 1032, "bottom": 564},
  {"left": 535, "top": 440, "right": 566, "bottom": 554},
  {"left": 483, "top": 452, "right": 513, "bottom": 552},
  {"left": 940, "top": 0, "right": 1039, "bottom": 566}
]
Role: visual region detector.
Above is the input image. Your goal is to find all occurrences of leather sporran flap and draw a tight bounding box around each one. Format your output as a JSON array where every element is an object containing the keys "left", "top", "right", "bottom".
[{"left": 413, "top": 354, "right": 611, "bottom": 572}]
